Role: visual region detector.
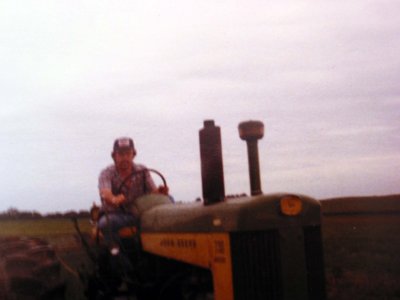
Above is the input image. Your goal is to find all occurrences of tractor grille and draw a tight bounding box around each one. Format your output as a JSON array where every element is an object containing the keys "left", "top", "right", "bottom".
[
  {"left": 230, "top": 230, "right": 283, "bottom": 300},
  {"left": 303, "top": 226, "right": 326, "bottom": 300}
]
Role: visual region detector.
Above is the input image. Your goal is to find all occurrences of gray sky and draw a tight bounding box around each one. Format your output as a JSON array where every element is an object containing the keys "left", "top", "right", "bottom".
[{"left": 1, "top": 0, "right": 399, "bottom": 213}]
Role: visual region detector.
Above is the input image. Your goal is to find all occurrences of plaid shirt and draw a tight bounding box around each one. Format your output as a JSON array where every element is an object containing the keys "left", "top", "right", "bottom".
[{"left": 98, "top": 163, "right": 156, "bottom": 213}]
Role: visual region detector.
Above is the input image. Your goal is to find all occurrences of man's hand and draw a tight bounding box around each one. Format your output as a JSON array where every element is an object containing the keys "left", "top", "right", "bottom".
[
  {"left": 156, "top": 185, "right": 169, "bottom": 195},
  {"left": 111, "top": 194, "right": 126, "bottom": 206},
  {"left": 100, "top": 189, "right": 126, "bottom": 207}
]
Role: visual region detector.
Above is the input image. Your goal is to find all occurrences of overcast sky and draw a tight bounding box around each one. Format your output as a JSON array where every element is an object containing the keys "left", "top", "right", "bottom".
[{"left": 1, "top": 0, "right": 399, "bottom": 213}]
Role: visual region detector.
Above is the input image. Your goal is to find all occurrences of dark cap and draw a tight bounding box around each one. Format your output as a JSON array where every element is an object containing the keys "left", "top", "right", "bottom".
[{"left": 113, "top": 137, "right": 135, "bottom": 152}]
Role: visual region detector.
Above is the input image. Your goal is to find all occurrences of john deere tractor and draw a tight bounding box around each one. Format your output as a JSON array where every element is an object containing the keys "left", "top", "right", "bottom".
[{"left": 76, "top": 120, "right": 326, "bottom": 300}]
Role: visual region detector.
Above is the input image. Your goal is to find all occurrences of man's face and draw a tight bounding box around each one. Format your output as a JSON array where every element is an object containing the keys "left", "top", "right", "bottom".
[{"left": 113, "top": 148, "right": 135, "bottom": 171}]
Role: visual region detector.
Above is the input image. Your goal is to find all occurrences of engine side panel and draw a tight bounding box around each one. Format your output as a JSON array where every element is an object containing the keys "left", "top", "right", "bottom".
[{"left": 141, "top": 232, "right": 234, "bottom": 300}]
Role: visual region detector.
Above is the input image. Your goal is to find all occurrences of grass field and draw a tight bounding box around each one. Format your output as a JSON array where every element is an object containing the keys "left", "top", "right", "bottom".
[
  {"left": 1, "top": 215, "right": 399, "bottom": 299},
  {"left": 0, "top": 218, "right": 91, "bottom": 236}
]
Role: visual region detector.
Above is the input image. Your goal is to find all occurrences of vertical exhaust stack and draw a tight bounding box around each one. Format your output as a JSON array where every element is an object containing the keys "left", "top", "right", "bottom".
[
  {"left": 199, "top": 120, "right": 225, "bottom": 205},
  {"left": 238, "top": 120, "right": 264, "bottom": 196}
]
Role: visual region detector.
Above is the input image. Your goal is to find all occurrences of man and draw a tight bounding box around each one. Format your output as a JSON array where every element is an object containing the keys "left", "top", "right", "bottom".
[{"left": 98, "top": 137, "right": 166, "bottom": 243}]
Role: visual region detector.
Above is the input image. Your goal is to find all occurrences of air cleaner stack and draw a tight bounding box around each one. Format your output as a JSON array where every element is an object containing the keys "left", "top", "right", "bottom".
[
  {"left": 238, "top": 120, "right": 264, "bottom": 196},
  {"left": 199, "top": 120, "right": 225, "bottom": 205}
]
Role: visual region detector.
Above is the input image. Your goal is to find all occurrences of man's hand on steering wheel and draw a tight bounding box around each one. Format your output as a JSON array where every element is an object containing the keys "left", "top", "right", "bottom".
[{"left": 156, "top": 185, "right": 169, "bottom": 195}]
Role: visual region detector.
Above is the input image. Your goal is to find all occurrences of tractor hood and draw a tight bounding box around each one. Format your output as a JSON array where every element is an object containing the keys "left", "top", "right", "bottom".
[{"left": 136, "top": 194, "right": 321, "bottom": 233}]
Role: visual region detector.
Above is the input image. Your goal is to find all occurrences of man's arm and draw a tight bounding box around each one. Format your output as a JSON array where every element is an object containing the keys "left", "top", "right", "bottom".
[
  {"left": 98, "top": 167, "right": 126, "bottom": 207},
  {"left": 99, "top": 189, "right": 126, "bottom": 206}
]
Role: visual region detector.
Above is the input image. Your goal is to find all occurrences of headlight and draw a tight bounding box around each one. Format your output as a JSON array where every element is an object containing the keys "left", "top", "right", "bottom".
[{"left": 280, "top": 195, "right": 303, "bottom": 216}]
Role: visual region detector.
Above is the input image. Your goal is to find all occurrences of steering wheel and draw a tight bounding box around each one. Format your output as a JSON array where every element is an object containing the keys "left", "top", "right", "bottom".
[{"left": 117, "top": 168, "right": 167, "bottom": 194}]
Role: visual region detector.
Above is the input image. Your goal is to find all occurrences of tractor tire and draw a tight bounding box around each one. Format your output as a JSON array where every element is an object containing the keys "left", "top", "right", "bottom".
[{"left": 0, "top": 237, "right": 66, "bottom": 300}]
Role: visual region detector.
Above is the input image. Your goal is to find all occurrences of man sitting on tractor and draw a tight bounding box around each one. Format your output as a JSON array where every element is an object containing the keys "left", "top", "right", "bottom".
[{"left": 97, "top": 137, "right": 168, "bottom": 245}]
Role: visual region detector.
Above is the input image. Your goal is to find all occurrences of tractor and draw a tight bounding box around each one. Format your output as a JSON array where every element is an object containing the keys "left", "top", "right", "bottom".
[{"left": 75, "top": 120, "right": 326, "bottom": 300}]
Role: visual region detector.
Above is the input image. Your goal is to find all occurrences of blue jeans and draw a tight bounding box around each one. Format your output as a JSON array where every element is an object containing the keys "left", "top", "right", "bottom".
[{"left": 98, "top": 212, "right": 138, "bottom": 244}]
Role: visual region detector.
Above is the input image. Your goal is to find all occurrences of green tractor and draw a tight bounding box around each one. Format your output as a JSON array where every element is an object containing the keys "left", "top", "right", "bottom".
[{"left": 76, "top": 120, "right": 326, "bottom": 300}]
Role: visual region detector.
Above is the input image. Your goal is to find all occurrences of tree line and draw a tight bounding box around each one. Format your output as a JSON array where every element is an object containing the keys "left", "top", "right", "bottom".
[{"left": 0, "top": 207, "right": 90, "bottom": 220}]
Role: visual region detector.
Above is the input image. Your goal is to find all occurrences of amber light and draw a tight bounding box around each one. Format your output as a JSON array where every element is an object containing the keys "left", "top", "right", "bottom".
[{"left": 280, "top": 195, "right": 303, "bottom": 216}]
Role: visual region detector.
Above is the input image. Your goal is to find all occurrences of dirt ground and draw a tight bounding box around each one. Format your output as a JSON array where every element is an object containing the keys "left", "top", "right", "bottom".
[{"left": 322, "top": 214, "right": 400, "bottom": 300}]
